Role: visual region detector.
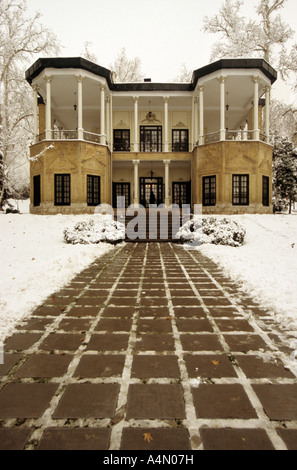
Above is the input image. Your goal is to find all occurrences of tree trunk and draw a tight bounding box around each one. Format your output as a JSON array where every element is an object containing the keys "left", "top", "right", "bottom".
[{"left": 0, "top": 185, "right": 5, "bottom": 209}]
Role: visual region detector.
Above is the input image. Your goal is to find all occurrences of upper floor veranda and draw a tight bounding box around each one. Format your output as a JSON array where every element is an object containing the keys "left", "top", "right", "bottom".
[{"left": 26, "top": 57, "right": 277, "bottom": 155}]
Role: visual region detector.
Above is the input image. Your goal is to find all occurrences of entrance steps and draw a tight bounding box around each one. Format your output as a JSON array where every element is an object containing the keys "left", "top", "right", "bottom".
[{"left": 116, "top": 209, "right": 191, "bottom": 243}]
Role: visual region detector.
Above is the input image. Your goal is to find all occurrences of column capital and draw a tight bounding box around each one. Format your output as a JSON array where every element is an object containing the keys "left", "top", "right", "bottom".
[
  {"left": 163, "top": 159, "right": 171, "bottom": 165},
  {"left": 198, "top": 85, "right": 205, "bottom": 92},
  {"left": 76, "top": 74, "right": 85, "bottom": 83},
  {"left": 99, "top": 84, "right": 106, "bottom": 92},
  {"left": 132, "top": 159, "right": 140, "bottom": 165},
  {"left": 133, "top": 96, "right": 139, "bottom": 103},
  {"left": 217, "top": 75, "right": 227, "bottom": 83},
  {"left": 105, "top": 96, "right": 110, "bottom": 104},
  {"left": 163, "top": 96, "right": 169, "bottom": 103},
  {"left": 252, "top": 75, "right": 260, "bottom": 83},
  {"left": 44, "top": 75, "right": 53, "bottom": 83}
]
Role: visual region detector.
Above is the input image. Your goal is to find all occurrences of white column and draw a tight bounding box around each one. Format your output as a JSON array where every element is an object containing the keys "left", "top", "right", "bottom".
[
  {"left": 44, "top": 76, "right": 52, "bottom": 140},
  {"left": 198, "top": 85, "right": 204, "bottom": 145},
  {"left": 265, "top": 86, "right": 271, "bottom": 143},
  {"left": 219, "top": 76, "right": 227, "bottom": 140},
  {"left": 193, "top": 96, "right": 199, "bottom": 148},
  {"left": 32, "top": 85, "right": 39, "bottom": 143},
  {"left": 164, "top": 159, "right": 171, "bottom": 206},
  {"left": 110, "top": 94, "right": 113, "bottom": 150},
  {"left": 164, "top": 97, "right": 169, "bottom": 152},
  {"left": 253, "top": 76, "right": 260, "bottom": 140},
  {"left": 106, "top": 96, "right": 110, "bottom": 147},
  {"left": 133, "top": 97, "right": 139, "bottom": 152},
  {"left": 76, "top": 75, "right": 84, "bottom": 140},
  {"left": 133, "top": 160, "right": 140, "bottom": 205},
  {"left": 100, "top": 85, "right": 105, "bottom": 144}
]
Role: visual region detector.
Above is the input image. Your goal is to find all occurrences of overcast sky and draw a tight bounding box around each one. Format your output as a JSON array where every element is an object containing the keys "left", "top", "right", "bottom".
[{"left": 26, "top": 0, "right": 297, "bottom": 101}]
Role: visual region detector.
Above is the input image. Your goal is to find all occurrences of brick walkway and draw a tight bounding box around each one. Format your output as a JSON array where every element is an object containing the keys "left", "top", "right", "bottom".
[{"left": 0, "top": 242, "right": 297, "bottom": 450}]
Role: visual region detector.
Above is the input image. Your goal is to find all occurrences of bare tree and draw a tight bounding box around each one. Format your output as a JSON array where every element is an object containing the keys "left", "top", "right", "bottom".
[
  {"left": 174, "top": 64, "right": 193, "bottom": 83},
  {"left": 109, "top": 48, "right": 144, "bottom": 82},
  {"left": 203, "top": 0, "right": 296, "bottom": 79},
  {"left": 81, "top": 41, "right": 98, "bottom": 63},
  {"left": 0, "top": 0, "right": 60, "bottom": 208}
]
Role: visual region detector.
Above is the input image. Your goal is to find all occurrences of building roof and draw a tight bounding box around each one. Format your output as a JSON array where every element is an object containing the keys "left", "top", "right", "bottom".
[{"left": 25, "top": 56, "right": 277, "bottom": 90}]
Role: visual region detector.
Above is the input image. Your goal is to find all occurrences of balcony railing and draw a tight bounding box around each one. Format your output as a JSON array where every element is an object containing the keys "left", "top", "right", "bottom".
[
  {"left": 203, "top": 130, "right": 272, "bottom": 146},
  {"left": 113, "top": 142, "right": 190, "bottom": 153},
  {"left": 36, "top": 130, "right": 106, "bottom": 144},
  {"left": 35, "top": 129, "right": 272, "bottom": 148}
]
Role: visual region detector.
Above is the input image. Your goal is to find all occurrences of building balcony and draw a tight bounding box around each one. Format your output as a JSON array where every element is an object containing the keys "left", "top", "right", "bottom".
[{"left": 34, "top": 128, "right": 273, "bottom": 153}]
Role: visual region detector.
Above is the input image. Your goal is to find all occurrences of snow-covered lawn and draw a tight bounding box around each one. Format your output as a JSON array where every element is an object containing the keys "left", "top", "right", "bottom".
[
  {"left": 199, "top": 214, "right": 297, "bottom": 339},
  {"left": 1, "top": 201, "right": 297, "bottom": 347},
  {"left": 0, "top": 201, "right": 117, "bottom": 340}
]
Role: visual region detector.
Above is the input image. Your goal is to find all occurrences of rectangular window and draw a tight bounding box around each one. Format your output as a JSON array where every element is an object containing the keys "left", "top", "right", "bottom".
[
  {"left": 172, "top": 129, "right": 189, "bottom": 152},
  {"left": 33, "top": 175, "right": 41, "bottom": 207},
  {"left": 113, "top": 182, "right": 130, "bottom": 208},
  {"left": 262, "top": 176, "right": 269, "bottom": 207},
  {"left": 87, "top": 175, "right": 100, "bottom": 206},
  {"left": 55, "top": 174, "right": 71, "bottom": 206},
  {"left": 113, "top": 130, "right": 130, "bottom": 151},
  {"left": 203, "top": 176, "right": 216, "bottom": 206},
  {"left": 140, "top": 126, "right": 162, "bottom": 152},
  {"left": 232, "top": 174, "right": 249, "bottom": 205}
]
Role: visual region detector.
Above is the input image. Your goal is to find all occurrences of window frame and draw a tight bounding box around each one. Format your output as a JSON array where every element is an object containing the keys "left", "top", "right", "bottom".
[
  {"left": 232, "top": 174, "right": 249, "bottom": 206},
  {"left": 172, "top": 129, "right": 189, "bottom": 152},
  {"left": 33, "top": 174, "right": 41, "bottom": 207},
  {"left": 262, "top": 175, "right": 269, "bottom": 207},
  {"left": 54, "top": 174, "right": 71, "bottom": 206},
  {"left": 113, "top": 129, "right": 130, "bottom": 152},
  {"left": 203, "top": 175, "right": 216, "bottom": 207},
  {"left": 87, "top": 174, "right": 101, "bottom": 206}
]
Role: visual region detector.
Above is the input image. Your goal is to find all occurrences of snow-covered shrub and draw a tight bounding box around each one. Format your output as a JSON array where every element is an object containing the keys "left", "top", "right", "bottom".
[
  {"left": 64, "top": 216, "right": 125, "bottom": 245},
  {"left": 176, "top": 216, "right": 246, "bottom": 247}
]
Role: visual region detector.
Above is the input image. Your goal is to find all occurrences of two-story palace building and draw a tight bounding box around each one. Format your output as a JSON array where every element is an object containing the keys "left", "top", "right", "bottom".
[{"left": 25, "top": 57, "right": 277, "bottom": 215}]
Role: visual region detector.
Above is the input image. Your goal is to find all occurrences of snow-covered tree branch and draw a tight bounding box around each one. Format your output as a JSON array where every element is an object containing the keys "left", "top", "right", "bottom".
[
  {"left": 203, "top": 0, "right": 296, "bottom": 80},
  {"left": 0, "top": 0, "right": 60, "bottom": 208}
]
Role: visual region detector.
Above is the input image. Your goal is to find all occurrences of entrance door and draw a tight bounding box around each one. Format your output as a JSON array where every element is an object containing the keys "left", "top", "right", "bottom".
[
  {"left": 172, "top": 182, "right": 191, "bottom": 207},
  {"left": 113, "top": 182, "right": 131, "bottom": 208},
  {"left": 140, "top": 177, "right": 163, "bottom": 207},
  {"left": 140, "top": 126, "right": 162, "bottom": 152}
]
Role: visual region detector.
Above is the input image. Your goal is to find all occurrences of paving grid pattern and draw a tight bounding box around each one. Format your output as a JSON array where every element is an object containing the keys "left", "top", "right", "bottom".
[{"left": 0, "top": 242, "right": 297, "bottom": 450}]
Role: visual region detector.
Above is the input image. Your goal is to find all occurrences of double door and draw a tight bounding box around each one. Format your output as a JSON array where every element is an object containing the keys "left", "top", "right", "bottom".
[
  {"left": 140, "top": 177, "right": 163, "bottom": 208},
  {"left": 140, "top": 126, "right": 162, "bottom": 152}
]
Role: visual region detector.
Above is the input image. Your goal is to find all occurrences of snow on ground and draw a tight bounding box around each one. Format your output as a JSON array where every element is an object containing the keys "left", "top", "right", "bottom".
[
  {"left": 198, "top": 214, "right": 297, "bottom": 339},
  {"left": 1, "top": 200, "right": 297, "bottom": 347},
  {"left": 0, "top": 201, "right": 117, "bottom": 340}
]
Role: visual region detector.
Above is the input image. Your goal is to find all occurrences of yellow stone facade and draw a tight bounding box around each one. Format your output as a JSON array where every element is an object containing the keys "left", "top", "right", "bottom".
[
  {"left": 192, "top": 141, "right": 272, "bottom": 214},
  {"left": 30, "top": 140, "right": 111, "bottom": 214}
]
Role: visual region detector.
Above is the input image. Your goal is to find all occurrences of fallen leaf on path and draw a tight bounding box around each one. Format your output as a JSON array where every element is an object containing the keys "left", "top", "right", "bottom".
[
  {"left": 212, "top": 360, "right": 220, "bottom": 366},
  {"left": 143, "top": 432, "right": 153, "bottom": 444}
]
